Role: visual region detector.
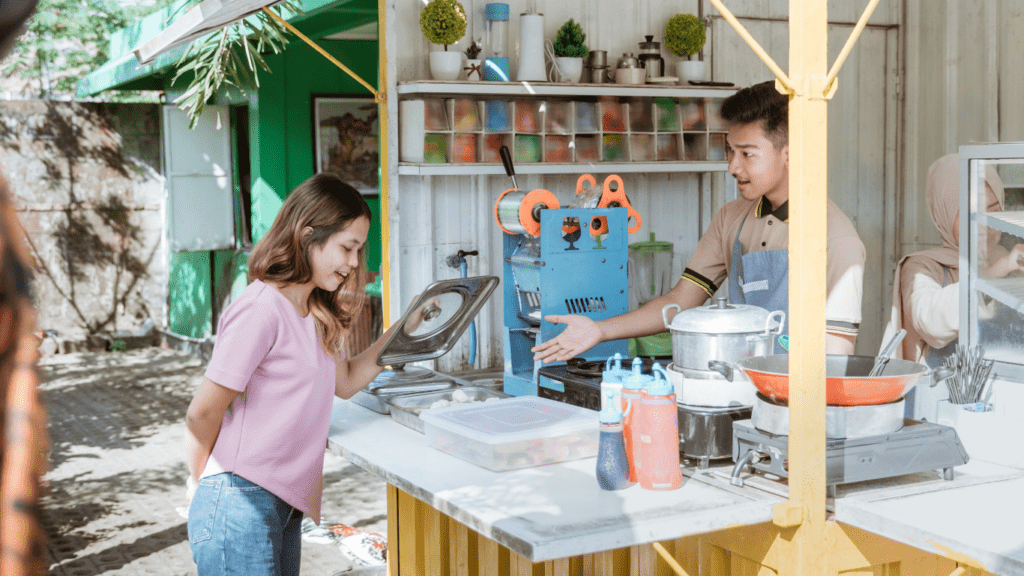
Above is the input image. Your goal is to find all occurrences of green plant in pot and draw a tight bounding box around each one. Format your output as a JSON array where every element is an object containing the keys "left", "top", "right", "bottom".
[
  {"left": 420, "top": 0, "right": 467, "bottom": 80},
  {"left": 551, "top": 19, "right": 588, "bottom": 83},
  {"left": 664, "top": 13, "right": 707, "bottom": 85}
]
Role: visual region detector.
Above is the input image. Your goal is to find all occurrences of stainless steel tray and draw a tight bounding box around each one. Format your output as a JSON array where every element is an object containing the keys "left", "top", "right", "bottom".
[
  {"left": 350, "top": 379, "right": 458, "bottom": 414},
  {"left": 385, "top": 386, "right": 510, "bottom": 433}
]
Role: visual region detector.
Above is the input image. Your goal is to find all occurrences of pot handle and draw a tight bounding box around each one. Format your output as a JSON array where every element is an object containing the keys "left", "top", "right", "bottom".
[
  {"left": 765, "top": 310, "right": 787, "bottom": 336},
  {"left": 927, "top": 366, "right": 956, "bottom": 388},
  {"left": 662, "top": 303, "right": 681, "bottom": 330},
  {"left": 708, "top": 359, "right": 736, "bottom": 382}
]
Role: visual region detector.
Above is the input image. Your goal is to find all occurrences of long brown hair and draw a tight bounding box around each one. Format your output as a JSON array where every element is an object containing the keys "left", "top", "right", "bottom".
[{"left": 248, "top": 173, "right": 372, "bottom": 356}]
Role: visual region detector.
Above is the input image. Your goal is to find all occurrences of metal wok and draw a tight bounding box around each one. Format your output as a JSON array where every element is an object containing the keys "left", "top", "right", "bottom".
[{"left": 708, "top": 355, "right": 953, "bottom": 407}]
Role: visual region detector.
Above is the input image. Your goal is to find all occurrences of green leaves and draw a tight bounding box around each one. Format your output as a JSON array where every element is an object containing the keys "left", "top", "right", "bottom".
[
  {"left": 664, "top": 14, "right": 705, "bottom": 58},
  {"left": 419, "top": 0, "right": 467, "bottom": 49},
  {"left": 553, "top": 19, "right": 588, "bottom": 59},
  {"left": 171, "top": 1, "right": 303, "bottom": 129}
]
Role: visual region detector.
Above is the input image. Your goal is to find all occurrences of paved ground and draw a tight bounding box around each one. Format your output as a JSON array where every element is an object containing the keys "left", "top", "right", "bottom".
[{"left": 39, "top": 347, "right": 389, "bottom": 576}]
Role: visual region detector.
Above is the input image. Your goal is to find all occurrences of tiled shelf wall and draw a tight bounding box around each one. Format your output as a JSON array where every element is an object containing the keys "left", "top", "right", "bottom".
[{"left": 415, "top": 96, "right": 730, "bottom": 166}]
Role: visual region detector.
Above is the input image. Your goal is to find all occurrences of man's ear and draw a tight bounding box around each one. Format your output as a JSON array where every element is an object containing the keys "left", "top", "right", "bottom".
[{"left": 781, "top": 145, "right": 789, "bottom": 167}]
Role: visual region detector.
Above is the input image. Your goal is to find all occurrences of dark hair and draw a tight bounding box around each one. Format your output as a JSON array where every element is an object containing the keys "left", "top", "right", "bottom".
[
  {"left": 720, "top": 80, "right": 789, "bottom": 149},
  {"left": 249, "top": 173, "right": 373, "bottom": 356}
]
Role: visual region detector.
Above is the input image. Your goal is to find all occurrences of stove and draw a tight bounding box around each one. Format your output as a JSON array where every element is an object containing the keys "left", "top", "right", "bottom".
[
  {"left": 538, "top": 358, "right": 751, "bottom": 469},
  {"left": 731, "top": 418, "right": 970, "bottom": 497}
]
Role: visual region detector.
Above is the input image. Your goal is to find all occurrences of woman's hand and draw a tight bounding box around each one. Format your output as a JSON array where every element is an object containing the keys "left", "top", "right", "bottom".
[
  {"left": 982, "top": 243, "right": 1024, "bottom": 279},
  {"left": 531, "top": 314, "right": 603, "bottom": 363}
]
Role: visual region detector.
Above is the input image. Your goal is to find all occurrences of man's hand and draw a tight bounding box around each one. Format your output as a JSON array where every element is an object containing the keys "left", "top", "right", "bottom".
[{"left": 531, "top": 315, "right": 603, "bottom": 363}]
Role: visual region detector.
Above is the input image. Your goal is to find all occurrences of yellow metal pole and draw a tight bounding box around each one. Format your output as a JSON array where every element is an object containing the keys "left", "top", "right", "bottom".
[
  {"left": 377, "top": 0, "right": 391, "bottom": 328},
  {"left": 706, "top": 0, "right": 794, "bottom": 93},
  {"left": 823, "top": 0, "right": 882, "bottom": 95},
  {"left": 786, "top": 0, "right": 829, "bottom": 574}
]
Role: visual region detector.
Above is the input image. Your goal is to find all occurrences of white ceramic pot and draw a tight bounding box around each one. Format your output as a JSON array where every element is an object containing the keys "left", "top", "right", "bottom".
[
  {"left": 554, "top": 57, "right": 583, "bottom": 83},
  {"left": 676, "top": 60, "right": 706, "bottom": 85},
  {"left": 464, "top": 59, "right": 483, "bottom": 81},
  {"left": 430, "top": 51, "right": 464, "bottom": 81}
]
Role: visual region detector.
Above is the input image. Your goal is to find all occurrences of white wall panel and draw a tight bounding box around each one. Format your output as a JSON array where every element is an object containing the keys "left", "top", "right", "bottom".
[{"left": 389, "top": 0, "right": 904, "bottom": 368}]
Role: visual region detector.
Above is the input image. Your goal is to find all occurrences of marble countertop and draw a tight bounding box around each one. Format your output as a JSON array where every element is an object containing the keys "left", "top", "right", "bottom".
[
  {"left": 832, "top": 460, "right": 1024, "bottom": 575},
  {"left": 326, "top": 399, "right": 782, "bottom": 562}
]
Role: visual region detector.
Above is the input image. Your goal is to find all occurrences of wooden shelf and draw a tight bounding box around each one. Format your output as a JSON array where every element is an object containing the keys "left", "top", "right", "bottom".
[
  {"left": 397, "top": 161, "right": 729, "bottom": 176},
  {"left": 397, "top": 80, "right": 738, "bottom": 99}
]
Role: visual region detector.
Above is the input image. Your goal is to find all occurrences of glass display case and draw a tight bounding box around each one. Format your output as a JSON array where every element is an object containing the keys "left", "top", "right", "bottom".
[{"left": 960, "top": 143, "right": 1024, "bottom": 382}]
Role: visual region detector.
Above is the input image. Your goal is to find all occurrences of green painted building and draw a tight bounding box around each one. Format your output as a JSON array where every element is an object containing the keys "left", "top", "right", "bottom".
[{"left": 78, "top": 0, "right": 382, "bottom": 338}]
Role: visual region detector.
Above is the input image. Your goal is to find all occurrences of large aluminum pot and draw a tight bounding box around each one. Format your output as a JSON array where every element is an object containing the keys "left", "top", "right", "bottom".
[{"left": 662, "top": 296, "right": 785, "bottom": 371}]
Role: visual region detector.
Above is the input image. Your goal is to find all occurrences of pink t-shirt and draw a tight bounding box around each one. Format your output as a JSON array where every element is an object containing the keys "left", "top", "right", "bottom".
[{"left": 202, "top": 279, "right": 337, "bottom": 523}]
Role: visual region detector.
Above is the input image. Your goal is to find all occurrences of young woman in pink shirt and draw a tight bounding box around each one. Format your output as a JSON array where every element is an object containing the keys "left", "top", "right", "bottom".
[{"left": 184, "top": 173, "right": 408, "bottom": 575}]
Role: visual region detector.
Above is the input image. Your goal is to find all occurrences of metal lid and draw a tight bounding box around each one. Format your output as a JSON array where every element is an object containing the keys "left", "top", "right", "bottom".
[
  {"left": 665, "top": 296, "right": 774, "bottom": 334},
  {"left": 638, "top": 35, "right": 660, "bottom": 52},
  {"left": 376, "top": 276, "right": 500, "bottom": 367},
  {"left": 629, "top": 232, "right": 673, "bottom": 253}
]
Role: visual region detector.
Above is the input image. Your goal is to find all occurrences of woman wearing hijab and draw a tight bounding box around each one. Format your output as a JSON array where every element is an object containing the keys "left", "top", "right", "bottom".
[{"left": 882, "top": 153, "right": 1024, "bottom": 421}]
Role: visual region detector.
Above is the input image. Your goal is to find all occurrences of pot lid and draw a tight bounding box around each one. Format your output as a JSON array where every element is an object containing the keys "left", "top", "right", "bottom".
[
  {"left": 377, "top": 276, "right": 500, "bottom": 367},
  {"left": 629, "top": 232, "right": 673, "bottom": 253},
  {"left": 639, "top": 35, "right": 660, "bottom": 51},
  {"left": 666, "top": 296, "right": 774, "bottom": 334}
]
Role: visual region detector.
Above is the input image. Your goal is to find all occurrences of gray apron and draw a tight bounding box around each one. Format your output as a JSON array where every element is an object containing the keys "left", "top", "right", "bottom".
[
  {"left": 906, "top": 266, "right": 956, "bottom": 422},
  {"left": 728, "top": 211, "right": 789, "bottom": 345}
]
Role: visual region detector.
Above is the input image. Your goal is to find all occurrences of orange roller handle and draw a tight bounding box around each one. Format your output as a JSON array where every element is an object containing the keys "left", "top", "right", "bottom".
[
  {"left": 576, "top": 174, "right": 597, "bottom": 194},
  {"left": 519, "top": 188, "right": 560, "bottom": 237},
  {"left": 597, "top": 174, "right": 642, "bottom": 233}
]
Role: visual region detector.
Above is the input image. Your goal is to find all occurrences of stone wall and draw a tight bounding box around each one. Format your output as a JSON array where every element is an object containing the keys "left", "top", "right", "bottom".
[{"left": 0, "top": 100, "right": 165, "bottom": 340}]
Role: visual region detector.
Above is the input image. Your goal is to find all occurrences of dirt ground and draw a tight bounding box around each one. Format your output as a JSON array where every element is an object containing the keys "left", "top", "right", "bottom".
[{"left": 39, "top": 347, "right": 389, "bottom": 576}]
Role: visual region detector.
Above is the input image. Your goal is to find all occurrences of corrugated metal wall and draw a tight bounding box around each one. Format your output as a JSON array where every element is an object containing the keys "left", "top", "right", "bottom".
[{"left": 384, "top": 0, "right": 1023, "bottom": 371}]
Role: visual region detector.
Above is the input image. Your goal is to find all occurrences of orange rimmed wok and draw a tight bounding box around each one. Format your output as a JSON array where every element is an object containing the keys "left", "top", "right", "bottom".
[{"left": 708, "top": 355, "right": 954, "bottom": 407}]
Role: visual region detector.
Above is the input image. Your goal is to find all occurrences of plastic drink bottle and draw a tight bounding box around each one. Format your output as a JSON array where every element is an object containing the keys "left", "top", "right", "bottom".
[
  {"left": 600, "top": 353, "right": 631, "bottom": 413},
  {"left": 621, "top": 358, "right": 653, "bottom": 483},
  {"left": 637, "top": 363, "right": 683, "bottom": 491},
  {"left": 596, "top": 389, "right": 634, "bottom": 490}
]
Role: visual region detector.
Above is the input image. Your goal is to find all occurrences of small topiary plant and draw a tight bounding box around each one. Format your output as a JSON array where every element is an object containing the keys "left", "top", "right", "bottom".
[
  {"left": 420, "top": 0, "right": 467, "bottom": 51},
  {"left": 553, "top": 19, "right": 589, "bottom": 59},
  {"left": 664, "top": 14, "right": 706, "bottom": 59}
]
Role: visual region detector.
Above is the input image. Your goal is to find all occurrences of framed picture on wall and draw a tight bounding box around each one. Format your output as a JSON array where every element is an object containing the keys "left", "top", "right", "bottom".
[{"left": 312, "top": 95, "right": 380, "bottom": 195}]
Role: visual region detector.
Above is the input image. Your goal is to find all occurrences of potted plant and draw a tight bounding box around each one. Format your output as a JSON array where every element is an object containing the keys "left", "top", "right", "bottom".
[
  {"left": 552, "top": 19, "right": 588, "bottom": 83},
  {"left": 664, "top": 13, "right": 707, "bottom": 84},
  {"left": 420, "top": 0, "right": 467, "bottom": 80},
  {"left": 464, "top": 39, "right": 483, "bottom": 81}
]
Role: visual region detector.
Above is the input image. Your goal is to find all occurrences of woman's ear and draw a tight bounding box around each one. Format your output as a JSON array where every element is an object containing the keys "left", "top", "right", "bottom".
[{"left": 301, "top": 226, "right": 314, "bottom": 241}]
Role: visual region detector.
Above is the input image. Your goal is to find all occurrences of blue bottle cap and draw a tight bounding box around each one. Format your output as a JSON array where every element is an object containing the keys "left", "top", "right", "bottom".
[
  {"left": 644, "top": 362, "right": 674, "bottom": 396},
  {"left": 602, "top": 353, "right": 630, "bottom": 384},
  {"left": 599, "top": 405, "right": 623, "bottom": 424},
  {"left": 622, "top": 358, "right": 653, "bottom": 390},
  {"left": 485, "top": 3, "right": 509, "bottom": 20}
]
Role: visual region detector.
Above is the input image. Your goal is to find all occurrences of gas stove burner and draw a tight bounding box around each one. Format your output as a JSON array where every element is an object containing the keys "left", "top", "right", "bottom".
[
  {"left": 751, "top": 392, "right": 905, "bottom": 439},
  {"left": 564, "top": 356, "right": 670, "bottom": 379},
  {"left": 731, "top": 419, "right": 970, "bottom": 495}
]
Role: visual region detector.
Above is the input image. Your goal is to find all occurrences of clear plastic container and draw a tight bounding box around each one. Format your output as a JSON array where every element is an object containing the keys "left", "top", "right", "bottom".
[{"left": 419, "top": 396, "right": 599, "bottom": 471}]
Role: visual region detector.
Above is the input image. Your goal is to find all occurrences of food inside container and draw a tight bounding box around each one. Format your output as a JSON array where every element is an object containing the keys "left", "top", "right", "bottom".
[
  {"left": 385, "top": 386, "right": 509, "bottom": 433},
  {"left": 418, "top": 396, "right": 599, "bottom": 471}
]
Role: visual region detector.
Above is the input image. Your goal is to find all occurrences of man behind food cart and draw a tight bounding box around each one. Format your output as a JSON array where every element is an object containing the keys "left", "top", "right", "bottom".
[{"left": 532, "top": 81, "right": 867, "bottom": 363}]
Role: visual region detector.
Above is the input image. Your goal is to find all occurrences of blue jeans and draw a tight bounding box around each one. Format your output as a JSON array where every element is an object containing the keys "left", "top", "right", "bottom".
[{"left": 188, "top": 473, "right": 303, "bottom": 576}]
